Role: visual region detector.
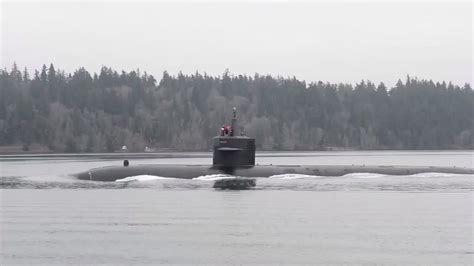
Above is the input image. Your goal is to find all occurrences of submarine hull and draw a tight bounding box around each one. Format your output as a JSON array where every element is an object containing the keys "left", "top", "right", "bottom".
[
  {"left": 76, "top": 165, "right": 216, "bottom": 182},
  {"left": 75, "top": 164, "right": 474, "bottom": 182}
]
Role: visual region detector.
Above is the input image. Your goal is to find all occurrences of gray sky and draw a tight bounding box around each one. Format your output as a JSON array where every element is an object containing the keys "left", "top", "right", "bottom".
[{"left": 1, "top": 1, "right": 472, "bottom": 86}]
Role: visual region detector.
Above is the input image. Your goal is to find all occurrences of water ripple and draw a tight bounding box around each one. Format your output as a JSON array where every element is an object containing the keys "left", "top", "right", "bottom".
[{"left": 1, "top": 173, "right": 473, "bottom": 192}]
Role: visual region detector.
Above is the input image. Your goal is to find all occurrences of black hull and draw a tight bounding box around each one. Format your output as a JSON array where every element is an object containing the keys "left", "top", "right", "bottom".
[{"left": 74, "top": 164, "right": 474, "bottom": 182}]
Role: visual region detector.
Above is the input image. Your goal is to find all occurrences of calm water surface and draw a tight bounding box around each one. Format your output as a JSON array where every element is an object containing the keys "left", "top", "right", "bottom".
[{"left": 1, "top": 151, "right": 473, "bottom": 265}]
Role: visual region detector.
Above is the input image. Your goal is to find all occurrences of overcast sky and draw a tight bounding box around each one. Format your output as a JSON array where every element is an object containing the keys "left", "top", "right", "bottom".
[{"left": 1, "top": 1, "right": 472, "bottom": 86}]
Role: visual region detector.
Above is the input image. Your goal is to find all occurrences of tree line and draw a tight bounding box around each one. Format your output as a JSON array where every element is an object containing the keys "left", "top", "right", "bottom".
[{"left": 0, "top": 63, "right": 472, "bottom": 152}]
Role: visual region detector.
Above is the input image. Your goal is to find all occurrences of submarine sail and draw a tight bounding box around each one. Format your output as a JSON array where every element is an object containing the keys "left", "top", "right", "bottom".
[{"left": 213, "top": 107, "right": 255, "bottom": 169}]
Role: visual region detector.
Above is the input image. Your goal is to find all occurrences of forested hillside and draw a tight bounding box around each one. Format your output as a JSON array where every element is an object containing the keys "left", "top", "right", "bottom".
[{"left": 0, "top": 63, "right": 472, "bottom": 152}]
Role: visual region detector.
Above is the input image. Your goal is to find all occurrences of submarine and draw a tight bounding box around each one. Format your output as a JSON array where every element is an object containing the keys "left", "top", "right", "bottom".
[{"left": 75, "top": 107, "right": 474, "bottom": 184}]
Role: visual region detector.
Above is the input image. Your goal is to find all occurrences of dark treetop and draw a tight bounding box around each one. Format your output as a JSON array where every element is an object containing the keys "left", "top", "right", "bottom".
[{"left": 1, "top": 63, "right": 472, "bottom": 152}]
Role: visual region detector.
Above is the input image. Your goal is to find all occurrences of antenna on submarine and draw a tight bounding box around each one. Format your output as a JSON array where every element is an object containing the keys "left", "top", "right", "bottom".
[{"left": 231, "top": 107, "right": 237, "bottom": 136}]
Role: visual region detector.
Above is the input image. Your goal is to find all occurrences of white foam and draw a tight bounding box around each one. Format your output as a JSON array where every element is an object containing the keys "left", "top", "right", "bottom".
[
  {"left": 269, "top": 174, "right": 322, "bottom": 179},
  {"left": 408, "top": 172, "right": 468, "bottom": 178},
  {"left": 342, "top": 173, "right": 386, "bottom": 179},
  {"left": 115, "top": 175, "right": 173, "bottom": 182},
  {"left": 192, "top": 174, "right": 234, "bottom": 181}
]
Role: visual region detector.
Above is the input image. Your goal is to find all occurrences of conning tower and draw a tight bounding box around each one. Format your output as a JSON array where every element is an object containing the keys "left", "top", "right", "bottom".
[{"left": 212, "top": 108, "right": 255, "bottom": 168}]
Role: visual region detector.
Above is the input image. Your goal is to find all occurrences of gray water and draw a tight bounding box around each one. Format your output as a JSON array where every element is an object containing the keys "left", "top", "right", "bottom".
[{"left": 1, "top": 151, "right": 473, "bottom": 265}]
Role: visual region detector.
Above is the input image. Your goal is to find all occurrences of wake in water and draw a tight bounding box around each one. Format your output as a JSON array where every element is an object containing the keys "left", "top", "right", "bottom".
[
  {"left": 1, "top": 172, "right": 472, "bottom": 192},
  {"left": 192, "top": 174, "right": 235, "bottom": 181},
  {"left": 269, "top": 173, "right": 323, "bottom": 179},
  {"left": 116, "top": 175, "right": 174, "bottom": 182},
  {"left": 341, "top": 173, "right": 387, "bottom": 179}
]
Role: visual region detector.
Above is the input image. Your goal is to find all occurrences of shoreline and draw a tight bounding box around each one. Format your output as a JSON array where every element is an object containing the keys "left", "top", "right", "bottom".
[{"left": 1, "top": 149, "right": 472, "bottom": 158}]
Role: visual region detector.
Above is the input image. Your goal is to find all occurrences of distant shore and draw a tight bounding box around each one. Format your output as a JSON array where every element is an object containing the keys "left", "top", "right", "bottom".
[{"left": 1, "top": 144, "right": 471, "bottom": 156}]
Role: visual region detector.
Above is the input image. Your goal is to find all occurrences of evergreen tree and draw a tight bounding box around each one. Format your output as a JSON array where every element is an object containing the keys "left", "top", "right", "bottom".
[{"left": 0, "top": 63, "right": 471, "bottom": 152}]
